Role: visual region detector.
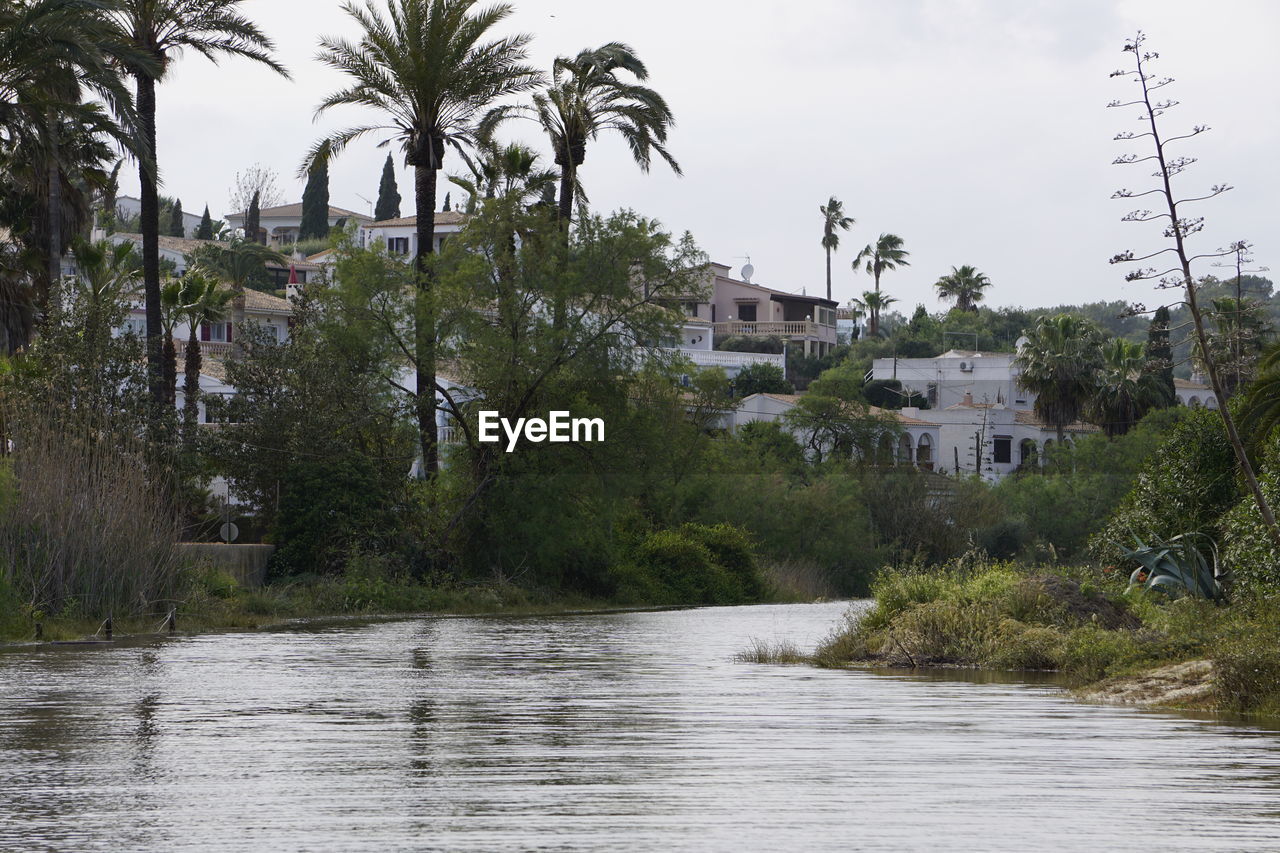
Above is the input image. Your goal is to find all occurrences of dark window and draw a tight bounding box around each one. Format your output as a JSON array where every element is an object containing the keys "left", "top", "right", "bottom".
[
  {"left": 738, "top": 303, "right": 757, "bottom": 322},
  {"left": 993, "top": 436, "right": 1012, "bottom": 464}
]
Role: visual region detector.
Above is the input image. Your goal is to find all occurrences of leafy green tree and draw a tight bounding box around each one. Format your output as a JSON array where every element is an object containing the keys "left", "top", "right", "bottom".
[
  {"left": 852, "top": 233, "right": 908, "bottom": 325},
  {"left": 299, "top": 159, "right": 329, "bottom": 241},
  {"left": 1014, "top": 314, "right": 1104, "bottom": 443},
  {"left": 167, "top": 197, "right": 184, "bottom": 237},
  {"left": 783, "top": 364, "right": 897, "bottom": 463},
  {"left": 307, "top": 0, "right": 540, "bottom": 476},
  {"left": 1088, "top": 338, "right": 1167, "bottom": 436},
  {"left": 1146, "top": 305, "right": 1175, "bottom": 404},
  {"left": 374, "top": 152, "right": 400, "bottom": 220},
  {"left": 195, "top": 204, "right": 213, "bottom": 239},
  {"left": 934, "top": 265, "right": 992, "bottom": 313},
  {"left": 732, "top": 362, "right": 792, "bottom": 397},
  {"left": 820, "top": 197, "right": 854, "bottom": 301},
  {"left": 109, "top": 0, "right": 287, "bottom": 414}
]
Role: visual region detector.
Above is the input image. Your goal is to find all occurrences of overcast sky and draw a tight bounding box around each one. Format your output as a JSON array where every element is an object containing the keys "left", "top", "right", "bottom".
[{"left": 122, "top": 0, "right": 1280, "bottom": 312}]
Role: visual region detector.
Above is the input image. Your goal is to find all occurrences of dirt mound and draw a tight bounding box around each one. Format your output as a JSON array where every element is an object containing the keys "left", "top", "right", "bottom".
[
  {"left": 1077, "top": 660, "right": 1216, "bottom": 708},
  {"left": 1022, "top": 575, "right": 1141, "bottom": 630}
]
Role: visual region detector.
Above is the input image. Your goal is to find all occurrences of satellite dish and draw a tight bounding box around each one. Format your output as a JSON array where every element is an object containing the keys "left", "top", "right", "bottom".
[
  {"left": 220, "top": 522, "right": 239, "bottom": 543},
  {"left": 741, "top": 262, "right": 754, "bottom": 282}
]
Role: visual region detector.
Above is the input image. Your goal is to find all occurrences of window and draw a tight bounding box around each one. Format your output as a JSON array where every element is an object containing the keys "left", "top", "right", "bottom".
[
  {"left": 738, "top": 303, "right": 757, "bottom": 322},
  {"left": 388, "top": 236, "right": 410, "bottom": 255},
  {"left": 993, "top": 436, "right": 1012, "bottom": 464},
  {"left": 202, "top": 322, "right": 229, "bottom": 343},
  {"left": 682, "top": 302, "right": 699, "bottom": 317}
]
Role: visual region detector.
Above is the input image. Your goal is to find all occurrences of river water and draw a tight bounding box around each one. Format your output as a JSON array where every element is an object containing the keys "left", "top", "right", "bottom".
[{"left": 2, "top": 601, "right": 1280, "bottom": 851}]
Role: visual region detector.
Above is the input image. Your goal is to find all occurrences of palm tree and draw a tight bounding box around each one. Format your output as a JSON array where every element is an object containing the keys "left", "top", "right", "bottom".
[
  {"left": 1014, "top": 314, "right": 1105, "bottom": 444},
  {"left": 159, "top": 276, "right": 192, "bottom": 403},
  {"left": 852, "top": 232, "right": 908, "bottom": 319},
  {"left": 179, "top": 266, "right": 230, "bottom": 443},
  {"left": 820, "top": 197, "right": 854, "bottom": 302},
  {"left": 449, "top": 139, "right": 557, "bottom": 212},
  {"left": 1088, "top": 338, "right": 1167, "bottom": 437},
  {"left": 519, "top": 42, "right": 679, "bottom": 228},
  {"left": 108, "top": 0, "right": 287, "bottom": 414},
  {"left": 67, "top": 238, "right": 142, "bottom": 381},
  {"left": 190, "top": 238, "right": 285, "bottom": 357},
  {"left": 849, "top": 290, "right": 897, "bottom": 338},
  {"left": 307, "top": 0, "right": 540, "bottom": 476},
  {"left": 1194, "top": 297, "right": 1273, "bottom": 400},
  {"left": 934, "top": 265, "right": 992, "bottom": 313}
]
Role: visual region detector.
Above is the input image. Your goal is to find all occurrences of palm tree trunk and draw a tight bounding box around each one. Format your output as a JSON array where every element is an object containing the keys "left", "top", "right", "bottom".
[
  {"left": 45, "top": 111, "right": 61, "bottom": 303},
  {"left": 136, "top": 75, "right": 164, "bottom": 416},
  {"left": 182, "top": 327, "right": 201, "bottom": 446},
  {"left": 557, "top": 161, "right": 574, "bottom": 226},
  {"left": 414, "top": 162, "right": 440, "bottom": 477},
  {"left": 825, "top": 246, "right": 831, "bottom": 302},
  {"left": 163, "top": 336, "right": 177, "bottom": 404}
]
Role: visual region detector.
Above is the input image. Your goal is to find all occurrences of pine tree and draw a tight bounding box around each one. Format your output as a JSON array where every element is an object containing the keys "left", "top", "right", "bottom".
[
  {"left": 374, "top": 153, "right": 400, "bottom": 221},
  {"left": 1146, "top": 305, "right": 1176, "bottom": 406},
  {"left": 196, "top": 205, "right": 214, "bottom": 240},
  {"left": 246, "top": 191, "right": 261, "bottom": 244},
  {"left": 299, "top": 160, "right": 330, "bottom": 241},
  {"left": 168, "top": 199, "right": 185, "bottom": 237}
]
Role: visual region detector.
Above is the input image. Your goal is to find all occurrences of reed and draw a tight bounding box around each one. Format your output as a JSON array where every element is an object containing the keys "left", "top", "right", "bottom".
[{"left": 0, "top": 408, "right": 182, "bottom": 619}]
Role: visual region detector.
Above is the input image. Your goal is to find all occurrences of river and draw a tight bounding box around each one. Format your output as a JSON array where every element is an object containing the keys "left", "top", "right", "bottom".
[{"left": 2, "top": 601, "right": 1279, "bottom": 851}]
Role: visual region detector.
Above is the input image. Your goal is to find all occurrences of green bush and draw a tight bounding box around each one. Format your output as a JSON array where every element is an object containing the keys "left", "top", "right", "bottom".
[
  {"left": 611, "top": 523, "right": 765, "bottom": 606},
  {"left": 1092, "top": 407, "right": 1237, "bottom": 564},
  {"left": 1214, "top": 618, "right": 1280, "bottom": 714}
]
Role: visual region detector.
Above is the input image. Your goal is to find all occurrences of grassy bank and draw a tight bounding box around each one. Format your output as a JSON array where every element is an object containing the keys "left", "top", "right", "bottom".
[
  {"left": 765, "top": 559, "right": 1280, "bottom": 717},
  {"left": 0, "top": 550, "right": 826, "bottom": 646}
]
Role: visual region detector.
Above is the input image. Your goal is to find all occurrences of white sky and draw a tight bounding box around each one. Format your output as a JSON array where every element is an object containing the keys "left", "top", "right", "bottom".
[{"left": 122, "top": 0, "right": 1280, "bottom": 311}]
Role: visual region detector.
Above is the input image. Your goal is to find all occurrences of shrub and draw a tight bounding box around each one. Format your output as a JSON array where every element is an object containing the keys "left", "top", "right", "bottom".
[
  {"left": 612, "top": 523, "right": 765, "bottom": 606},
  {"left": 1214, "top": 620, "right": 1280, "bottom": 714}
]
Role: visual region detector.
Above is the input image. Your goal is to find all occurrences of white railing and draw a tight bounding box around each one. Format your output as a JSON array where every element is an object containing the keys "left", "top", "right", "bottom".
[
  {"left": 712, "top": 320, "right": 830, "bottom": 338},
  {"left": 679, "top": 348, "right": 785, "bottom": 369},
  {"left": 438, "top": 424, "right": 463, "bottom": 445}
]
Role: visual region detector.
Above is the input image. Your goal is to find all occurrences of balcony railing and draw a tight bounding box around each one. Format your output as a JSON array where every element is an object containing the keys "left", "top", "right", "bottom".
[
  {"left": 197, "top": 340, "right": 233, "bottom": 357},
  {"left": 712, "top": 320, "right": 829, "bottom": 338},
  {"left": 438, "top": 424, "right": 463, "bottom": 445},
  {"left": 678, "top": 348, "right": 785, "bottom": 369}
]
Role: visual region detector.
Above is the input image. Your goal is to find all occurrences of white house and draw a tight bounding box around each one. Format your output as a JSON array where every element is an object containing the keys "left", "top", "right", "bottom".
[
  {"left": 225, "top": 203, "right": 373, "bottom": 247},
  {"left": 871, "top": 349, "right": 1032, "bottom": 411},
  {"left": 359, "top": 211, "right": 468, "bottom": 256},
  {"left": 733, "top": 392, "right": 942, "bottom": 469},
  {"left": 1174, "top": 377, "right": 1219, "bottom": 409},
  {"left": 113, "top": 196, "right": 203, "bottom": 238},
  {"left": 908, "top": 393, "right": 1099, "bottom": 482}
]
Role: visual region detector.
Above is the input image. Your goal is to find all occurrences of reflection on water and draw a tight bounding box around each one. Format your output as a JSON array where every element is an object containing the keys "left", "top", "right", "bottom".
[{"left": 2, "top": 602, "right": 1280, "bottom": 851}]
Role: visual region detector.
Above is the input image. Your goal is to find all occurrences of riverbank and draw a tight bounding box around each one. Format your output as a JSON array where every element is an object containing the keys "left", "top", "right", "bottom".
[
  {"left": 1, "top": 553, "right": 825, "bottom": 646},
  {"left": 761, "top": 560, "right": 1280, "bottom": 718}
]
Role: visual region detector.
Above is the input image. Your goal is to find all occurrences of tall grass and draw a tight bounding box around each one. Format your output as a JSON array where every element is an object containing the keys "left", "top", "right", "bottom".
[{"left": 0, "top": 410, "right": 182, "bottom": 618}]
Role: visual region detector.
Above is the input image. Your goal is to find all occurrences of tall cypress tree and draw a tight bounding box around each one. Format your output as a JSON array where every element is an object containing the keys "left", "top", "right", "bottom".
[
  {"left": 246, "top": 190, "right": 261, "bottom": 244},
  {"left": 442, "top": 192, "right": 451, "bottom": 212},
  {"left": 196, "top": 205, "right": 214, "bottom": 240},
  {"left": 168, "top": 198, "right": 185, "bottom": 237},
  {"left": 299, "top": 160, "right": 330, "bottom": 241},
  {"left": 1147, "top": 304, "right": 1176, "bottom": 405},
  {"left": 374, "top": 153, "right": 401, "bottom": 221}
]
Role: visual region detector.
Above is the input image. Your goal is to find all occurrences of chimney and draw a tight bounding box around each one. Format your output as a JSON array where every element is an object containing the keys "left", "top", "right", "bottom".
[{"left": 963, "top": 391, "right": 974, "bottom": 407}]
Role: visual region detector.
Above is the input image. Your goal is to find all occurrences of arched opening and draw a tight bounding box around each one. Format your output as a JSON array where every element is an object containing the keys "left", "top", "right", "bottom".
[
  {"left": 1019, "top": 438, "right": 1038, "bottom": 469},
  {"left": 1042, "top": 438, "right": 1055, "bottom": 461},
  {"left": 916, "top": 434, "right": 934, "bottom": 471},
  {"left": 876, "top": 434, "right": 895, "bottom": 466},
  {"left": 1189, "top": 396, "right": 1202, "bottom": 408},
  {"left": 897, "top": 434, "right": 914, "bottom": 465},
  {"left": 1206, "top": 396, "right": 1219, "bottom": 410}
]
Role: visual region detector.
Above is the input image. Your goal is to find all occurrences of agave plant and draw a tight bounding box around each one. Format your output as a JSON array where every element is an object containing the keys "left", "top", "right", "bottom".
[{"left": 1121, "top": 533, "right": 1228, "bottom": 600}]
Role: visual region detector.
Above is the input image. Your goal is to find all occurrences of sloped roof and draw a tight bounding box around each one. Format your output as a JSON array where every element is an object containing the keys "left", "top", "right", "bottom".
[
  {"left": 367, "top": 211, "right": 468, "bottom": 228},
  {"left": 112, "top": 233, "right": 318, "bottom": 272},
  {"left": 226, "top": 203, "right": 370, "bottom": 221},
  {"left": 241, "top": 288, "right": 291, "bottom": 314},
  {"left": 1173, "top": 378, "right": 1211, "bottom": 390}
]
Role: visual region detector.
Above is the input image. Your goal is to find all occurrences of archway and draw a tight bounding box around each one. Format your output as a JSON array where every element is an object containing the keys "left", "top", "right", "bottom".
[{"left": 916, "top": 434, "right": 934, "bottom": 471}]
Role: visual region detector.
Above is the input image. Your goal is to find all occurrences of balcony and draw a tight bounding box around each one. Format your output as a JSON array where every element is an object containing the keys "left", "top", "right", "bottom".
[
  {"left": 712, "top": 320, "right": 828, "bottom": 338},
  {"left": 677, "top": 348, "right": 785, "bottom": 370}
]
